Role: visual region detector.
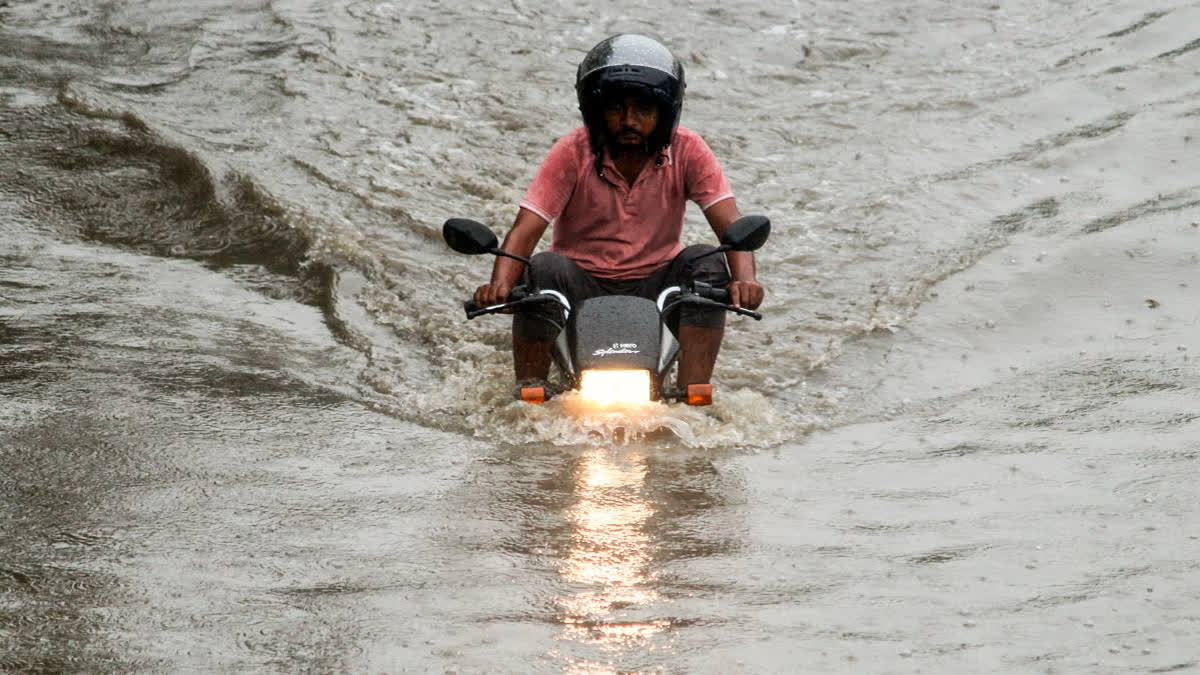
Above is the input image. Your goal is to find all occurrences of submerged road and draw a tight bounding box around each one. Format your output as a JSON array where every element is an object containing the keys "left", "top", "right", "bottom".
[{"left": 3, "top": 0, "right": 1200, "bottom": 671}]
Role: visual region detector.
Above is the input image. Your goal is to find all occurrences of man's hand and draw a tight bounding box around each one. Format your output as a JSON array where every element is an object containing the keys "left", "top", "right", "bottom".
[
  {"left": 472, "top": 208, "right": 549, "bottom": 309},
  {"left": 474, "top": 281, "right": 513, "bottom": 309},
  {"left": 728, "top": 279, "right": 764, "bottom": 310}
]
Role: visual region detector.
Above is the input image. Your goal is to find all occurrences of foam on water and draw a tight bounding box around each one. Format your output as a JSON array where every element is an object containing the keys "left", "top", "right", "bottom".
[
  {"left": 487, "top": 388, "right": 795, "bottom": 449},
  {"left": 362, "top": 336, "right": 799, "bottom": 448}
]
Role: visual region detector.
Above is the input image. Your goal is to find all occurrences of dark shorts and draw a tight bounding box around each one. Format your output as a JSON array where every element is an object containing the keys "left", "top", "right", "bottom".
[{"left": 514, "top": 244, "right": 730, "bottom": 343}]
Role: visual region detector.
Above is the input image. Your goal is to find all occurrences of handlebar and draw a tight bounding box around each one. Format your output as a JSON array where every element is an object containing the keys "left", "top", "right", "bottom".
[
  {"left": 463, "top": 286, "right": 569, "bottom": 320},
  {"left": 660, "top": 283, "right": 763, "bottom": 321},
  {"left": 679, "top": 294, "right": 763, "bottom": 320},
  {"left": 464, "top": 284, "right": 760, "bottom": 321}
]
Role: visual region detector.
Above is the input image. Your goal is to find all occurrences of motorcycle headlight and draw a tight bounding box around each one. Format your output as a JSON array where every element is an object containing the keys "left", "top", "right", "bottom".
[{"left": 578, "top": 369, "right": 652, "bottom": 406}]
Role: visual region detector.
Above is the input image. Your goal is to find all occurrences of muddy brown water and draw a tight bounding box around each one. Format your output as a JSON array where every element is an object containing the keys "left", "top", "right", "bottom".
[{"left": 2, "top": 0, "right": 1199, "bottom": 671}]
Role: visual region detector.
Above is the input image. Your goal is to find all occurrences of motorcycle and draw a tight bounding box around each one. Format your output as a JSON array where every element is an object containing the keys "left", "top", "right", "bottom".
[{"left": 442, "top": 214, "right": 770, "bottom": 406}]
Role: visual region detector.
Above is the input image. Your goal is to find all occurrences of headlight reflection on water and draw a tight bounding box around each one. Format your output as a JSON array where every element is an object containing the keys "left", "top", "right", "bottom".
[{"left": 557, "top": 449, "right": 668, "bottom": 651}]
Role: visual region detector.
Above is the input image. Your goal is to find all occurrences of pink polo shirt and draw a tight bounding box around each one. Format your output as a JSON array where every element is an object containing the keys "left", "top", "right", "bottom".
[{"left": 518, "top": 126, "right": 734, "bottom": 280}]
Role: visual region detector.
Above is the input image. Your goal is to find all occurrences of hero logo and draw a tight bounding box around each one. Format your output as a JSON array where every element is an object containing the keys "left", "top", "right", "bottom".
[{"left": 593, "top": 342, "right": 640, "bottom": 357}]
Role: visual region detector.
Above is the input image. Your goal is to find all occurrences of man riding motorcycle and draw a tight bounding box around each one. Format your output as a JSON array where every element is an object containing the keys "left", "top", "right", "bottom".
[{"left": 472, "top": 34, "right": 764, "bottom": 399}]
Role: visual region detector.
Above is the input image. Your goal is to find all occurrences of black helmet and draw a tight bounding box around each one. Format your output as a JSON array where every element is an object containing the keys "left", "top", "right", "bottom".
[{"left": 575, "top": 34, "right": 686, "bottom": 162}]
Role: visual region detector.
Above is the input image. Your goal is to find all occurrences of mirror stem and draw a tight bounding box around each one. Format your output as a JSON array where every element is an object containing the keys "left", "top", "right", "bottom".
[{"left": 490, "top": 248, "right": 532, "bottom": 267}]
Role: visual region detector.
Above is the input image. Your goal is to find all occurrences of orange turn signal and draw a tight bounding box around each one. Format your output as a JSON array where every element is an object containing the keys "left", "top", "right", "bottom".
[
  {"left": 686, "top": 383, "right": 713, "bottom": 406},
  {"left": 519, "top": 386, "right": 547, "bottom": 404}
]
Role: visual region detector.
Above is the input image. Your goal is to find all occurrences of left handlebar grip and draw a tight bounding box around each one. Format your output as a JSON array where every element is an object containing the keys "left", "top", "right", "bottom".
[{"left": 463, "top": 285, "right": 534, "bottom": 319}]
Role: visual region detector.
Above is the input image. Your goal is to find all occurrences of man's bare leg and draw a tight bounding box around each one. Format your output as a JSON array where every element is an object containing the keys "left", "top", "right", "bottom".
[
  {"left": 676, "top": 324, "right": 724, "bottom": 386},
  {"left": 513, "top": 337, "right": 553, "bottom": 382}
]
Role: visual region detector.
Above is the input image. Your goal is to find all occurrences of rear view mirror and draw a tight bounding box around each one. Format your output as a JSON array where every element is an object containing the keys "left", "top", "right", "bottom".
[
  {"left": 721, "top": 215, "right": 770, "bottom": 252},
  {"left": 443, "top": 218, "right": 498, "bottom": 255}
]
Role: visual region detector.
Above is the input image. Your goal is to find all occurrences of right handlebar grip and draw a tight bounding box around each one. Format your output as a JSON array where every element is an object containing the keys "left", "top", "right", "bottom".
[
  {"left": 692, "top": 283, "right": 730, "bottom": 303},
  {"left": 703, "top": 287, "right": 730, "bottom": 303},
  {"left": 695, "top": 286, "right": 761, "bottom": 319}
]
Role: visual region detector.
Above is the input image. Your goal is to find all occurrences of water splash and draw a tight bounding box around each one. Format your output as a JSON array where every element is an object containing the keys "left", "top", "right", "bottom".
[{"left": 476, "top": 388, "right": 791, "bottom": 449}]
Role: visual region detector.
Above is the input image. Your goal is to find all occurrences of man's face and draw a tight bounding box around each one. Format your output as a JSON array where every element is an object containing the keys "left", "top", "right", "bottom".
[{"left": 602, "top": 95, "right": 660, "bottom": 149}]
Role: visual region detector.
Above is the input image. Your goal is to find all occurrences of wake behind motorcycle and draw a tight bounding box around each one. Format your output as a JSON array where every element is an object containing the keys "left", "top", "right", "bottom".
[{"left": 443, "top": 215, "right": 770, "bottom": 406}]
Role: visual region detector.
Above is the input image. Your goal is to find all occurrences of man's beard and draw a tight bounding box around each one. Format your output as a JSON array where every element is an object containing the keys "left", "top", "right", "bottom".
[{"left": 608, "top": 128, "right": 650, "bottom": 154}]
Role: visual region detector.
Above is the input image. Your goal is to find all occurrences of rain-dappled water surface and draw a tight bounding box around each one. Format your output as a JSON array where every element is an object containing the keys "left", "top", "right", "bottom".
[{"left": 2, "top": 0, "right": 1199, "bottom": 671}]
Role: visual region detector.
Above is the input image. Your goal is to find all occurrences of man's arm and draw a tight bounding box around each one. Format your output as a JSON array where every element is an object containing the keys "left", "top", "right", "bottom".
[
  {"left": 703, "top": 198, "right": 764, "bottom": 310},
  {"left": 473, "top": 207, "right": 549, "bottom": 308}
]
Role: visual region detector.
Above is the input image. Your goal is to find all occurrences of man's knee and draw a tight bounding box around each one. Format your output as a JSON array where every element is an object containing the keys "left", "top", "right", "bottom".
[
  {"left": 670, "top": 245, "right": 729, "bottom": 330},
  {"left": 678, "top": 244, "right": 730, "bottom": 284},
  {"left": 528, "top": 251, "right": 575, "bottom": 291},
  {"left": 516, "top": 252, "right": 573, "bottom": 343}
]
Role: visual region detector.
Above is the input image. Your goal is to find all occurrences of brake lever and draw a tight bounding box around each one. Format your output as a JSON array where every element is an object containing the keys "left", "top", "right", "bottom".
[
  {"left": 462, "top": 289, "right": 544, "bottom": 320},
  {"left": 663, "top": 294, "right": 763, "bottom": 321},
  {"left": 464, "top": 300, "right": 508, "bottom": 320},
  {"left": 730, "top": 306, "right": 763, "bottom": 321}
]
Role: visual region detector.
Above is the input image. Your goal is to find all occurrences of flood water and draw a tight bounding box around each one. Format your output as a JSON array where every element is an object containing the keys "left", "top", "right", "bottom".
[{"left": 2, "top": 0, "right": 1199, "bottom": 672}]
